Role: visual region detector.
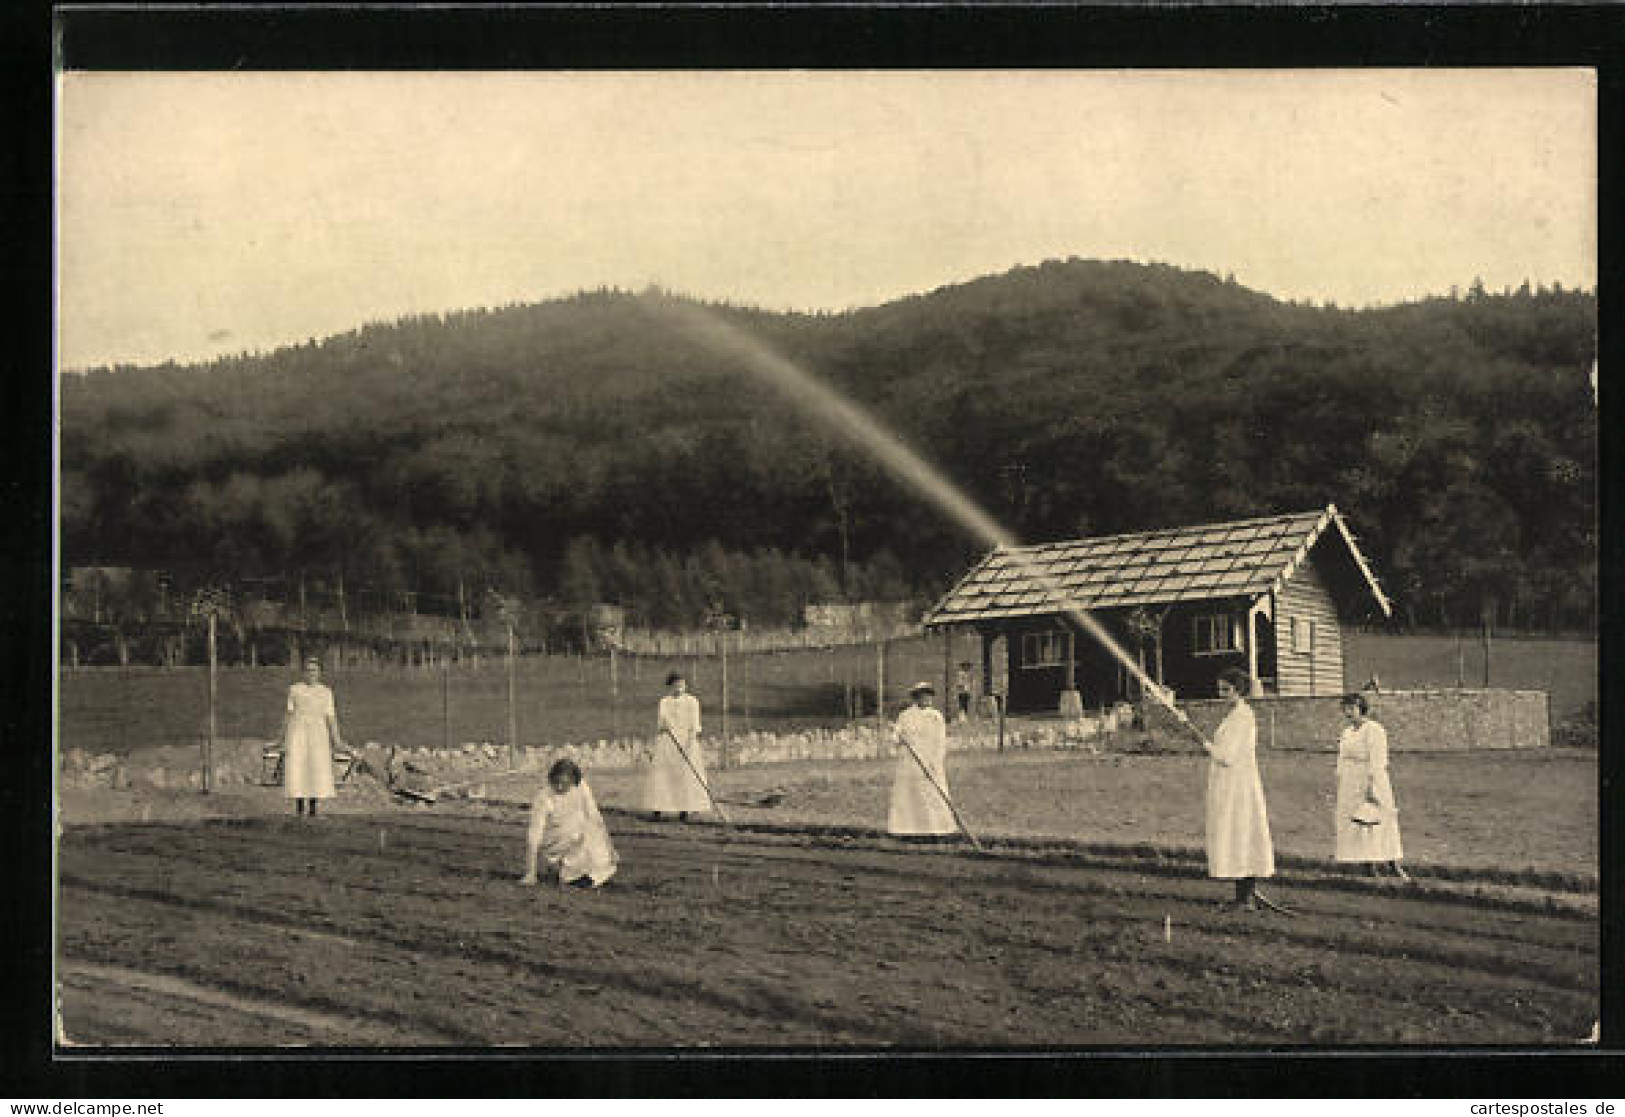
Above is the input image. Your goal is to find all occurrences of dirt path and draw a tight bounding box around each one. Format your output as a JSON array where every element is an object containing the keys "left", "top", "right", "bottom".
[{"left": 57, "top": 811, "right": 1597, "bottom": 1048}]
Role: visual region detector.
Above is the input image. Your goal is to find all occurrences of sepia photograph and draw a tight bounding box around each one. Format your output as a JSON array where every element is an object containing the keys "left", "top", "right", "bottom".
[{"left": 52, "top": 58, "right": 1598, "bottom": 1055}]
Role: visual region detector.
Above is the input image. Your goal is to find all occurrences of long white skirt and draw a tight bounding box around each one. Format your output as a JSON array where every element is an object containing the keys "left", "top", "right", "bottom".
[
  {"left": 641, "top": 734, "right": 712, "bottom": 813},
  {"left": 1205, "top": 758, "right": 1274, "bottom": 879},
  {"left": 888, "top": 746, "right": 956, "bottom": 836},
  {"left": 538, "top": 796, "right": 619, "bottom": 886},
  {"left": 1335, "top": 762, "right": 1403, "bottom": 862},
  {"left": 284, "top": 714, "right": 336, "bottom": 799}
]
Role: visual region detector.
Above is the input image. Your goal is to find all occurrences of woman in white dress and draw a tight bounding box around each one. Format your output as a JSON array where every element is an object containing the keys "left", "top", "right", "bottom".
[
  {"left": 1335, "top": 692, "right": 1409, "bottom": 880},
  {"left": 521, "top": 759, "right": 618, "bottom": 889},
  {"left": 888, "top": 681, "right": 956, "bottom": 838},
  {"left": 281, "top": 656, "right": 345, "bottom": 817},
  {"left": 642, "top": 672, "right": 711, "bottom": 820},
  {"left": 1203, "top": 666, "right": 1275, "bottom": 909}
]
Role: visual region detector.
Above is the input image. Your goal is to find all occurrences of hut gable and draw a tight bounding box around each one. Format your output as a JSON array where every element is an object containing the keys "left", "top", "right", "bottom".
[{"left": 1274, "top": 559, "right": 1343, "bottom": 696}]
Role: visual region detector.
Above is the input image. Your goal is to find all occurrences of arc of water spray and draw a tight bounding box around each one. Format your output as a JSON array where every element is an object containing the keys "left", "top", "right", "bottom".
[{"left": 648, "top": 298, "right": 1210, "bottom": 750}]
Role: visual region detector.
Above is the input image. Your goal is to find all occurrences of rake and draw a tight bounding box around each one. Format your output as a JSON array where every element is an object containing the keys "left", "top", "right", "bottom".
[
  {"left": 895, "top": 735, "right": 983, "bottom": 852},
  {"left": 662, "top": 727, "right": 731, "bottom": 824}
]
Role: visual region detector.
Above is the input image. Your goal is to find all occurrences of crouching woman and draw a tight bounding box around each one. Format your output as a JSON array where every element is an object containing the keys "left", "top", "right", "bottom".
[{"left": 521, "top": 759, "right": 619, "bottom": 889}]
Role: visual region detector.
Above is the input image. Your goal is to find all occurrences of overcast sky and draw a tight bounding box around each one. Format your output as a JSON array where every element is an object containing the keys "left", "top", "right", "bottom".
[{"left": 56, "top": 69, "right": 1595, "bottom": 371}]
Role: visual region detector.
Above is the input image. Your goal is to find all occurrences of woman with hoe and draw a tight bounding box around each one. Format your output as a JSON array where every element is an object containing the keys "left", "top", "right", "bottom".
[
  {"left": 888, "top": 681, "right": 958, "bottom": 840},
  {"left": 642, "top": 671, "right": 712, "bottom": 821}
]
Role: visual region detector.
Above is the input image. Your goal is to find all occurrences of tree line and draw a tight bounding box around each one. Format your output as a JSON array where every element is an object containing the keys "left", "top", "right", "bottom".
[{"left": 60, "top": 259, "right": 1597, "bottom": 633}]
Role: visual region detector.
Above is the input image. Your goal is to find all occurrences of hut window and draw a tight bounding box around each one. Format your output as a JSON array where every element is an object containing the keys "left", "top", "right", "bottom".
[
  {"left": 1192, "top": 613, "right": 1243, "bottom": 656},
  {"left": 1020, "top": 630, "right": 1070, "bottom": 668},
  {"left": 1290, "top": 617, "right": 1316, "bottom": 652}
]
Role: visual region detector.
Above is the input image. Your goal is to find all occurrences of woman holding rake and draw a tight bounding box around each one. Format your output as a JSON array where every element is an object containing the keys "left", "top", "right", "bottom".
[
  {"left": 888, "top": 681, "right": 957, "bottom": 839},
  {"left": 641, "top": 671, "right": 712, "bottom": 821}
]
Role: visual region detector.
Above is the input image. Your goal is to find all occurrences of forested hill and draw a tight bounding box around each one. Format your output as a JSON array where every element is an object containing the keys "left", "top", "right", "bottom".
[{"left": 60, "top": 259, "right": 1597, "bottom": 631}]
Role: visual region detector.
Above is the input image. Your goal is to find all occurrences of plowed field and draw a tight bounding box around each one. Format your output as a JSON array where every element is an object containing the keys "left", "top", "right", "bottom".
[{"left": 57, "top": 808, "right": 1596, "bottom": 1048}]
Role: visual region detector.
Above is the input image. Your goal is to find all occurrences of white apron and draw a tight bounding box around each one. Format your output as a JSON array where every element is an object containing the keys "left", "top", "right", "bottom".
[
  {"left": 530, "top": 782, "right": 619, "bottom": 886},
  {"left": 641, "top": 693, "right": 711, "bottom": 813},
  {"left": 1335, "top": 719, "right": 1404, "bottom": 862},
  {"left": 888, "top": 706, "right": 956, "bottom": 836},
  {"left": 1205, "top": 700, "right": 1275, "bottom": 879},
  {"left": 284, "top": 682, "right": 337, "bottom": 800}
]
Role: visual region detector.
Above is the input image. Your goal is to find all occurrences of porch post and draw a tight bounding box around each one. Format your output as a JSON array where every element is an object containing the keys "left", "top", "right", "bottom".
[
  {"left": 980, "top": 628, "right": 996, "bottom": 722},
  {"left": 1059, "top": 623, "right": 1082, "bottom": 718},
  {"left": 1246, "top": 604, "right": 1261, "bottom": 697}
]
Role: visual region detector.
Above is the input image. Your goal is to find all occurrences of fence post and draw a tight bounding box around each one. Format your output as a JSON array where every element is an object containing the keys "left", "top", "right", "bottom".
[
  {"left": 205, "top": 612, "right": 217, "bottom": 793},
  {"left": 610, "top": 644, "right": 620, "bottom": 740},
  {"left": 875, "top": 637, "right": 886, "bottom": 741},
  {"left": 507, "top": 620, "right": 518, "bottom": 768},
  {"left": 842, "top": 644, "right": 853, "bottom": 722},
  {"left": 720, "top": 628, "right": 730, "bottom": 770},
  {"left": 190, "top": 588, "right": 230, "bottom": 794},
  {"left": 120, "top": 659, "right": 130, "bottom": 755},
  {"left": 441, "top": 646, "right": 451, "bottom": 752}
]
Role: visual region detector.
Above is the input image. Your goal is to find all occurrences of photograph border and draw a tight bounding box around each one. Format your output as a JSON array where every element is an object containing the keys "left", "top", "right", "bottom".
[{"left": 17, "top": 0, "right": 1624, "bottom": 1098}]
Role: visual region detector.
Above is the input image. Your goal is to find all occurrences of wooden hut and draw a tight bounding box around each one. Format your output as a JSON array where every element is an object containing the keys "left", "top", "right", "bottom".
[{"left": 922, "top": 505, "right": 1391, "bottom": 712}]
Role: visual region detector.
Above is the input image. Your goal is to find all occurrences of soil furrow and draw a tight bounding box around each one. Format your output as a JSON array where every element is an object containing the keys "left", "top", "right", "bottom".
[
  {"left": 57, "top": 812, "right": 1598, "bottom": 1047},
  {"left": 60, "top": 873, "right": 932, "bottom": 1045},
  {"left": 58, "top": 960, "right": 470, "bottom": 1045}
]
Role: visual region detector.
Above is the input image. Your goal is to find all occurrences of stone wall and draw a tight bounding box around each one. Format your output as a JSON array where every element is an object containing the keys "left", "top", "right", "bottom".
[
  {"left": 59, "top": 739, "right": 289, "bottom": 792},
  {"left": 59, "top": 692, "right": 1546, "bottom": 799},
  {"left": 58, "top": 713, "right": 1120, "bottom": 794},
  {"left": 556, "top": 713, "right": 1112, "bottom": 770},
  {"left": 1140, "top": 689, "right": 1551, "bottom": 752}
]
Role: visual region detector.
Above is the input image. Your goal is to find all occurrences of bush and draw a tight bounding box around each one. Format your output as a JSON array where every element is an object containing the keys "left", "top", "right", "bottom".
[{"left": 1552, "top": 701, "right": 1597, "bottom": 749}]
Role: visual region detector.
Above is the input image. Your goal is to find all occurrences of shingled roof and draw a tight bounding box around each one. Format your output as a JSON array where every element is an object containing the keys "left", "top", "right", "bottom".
[{"left": 923, "top": 504, "right": 1391, "bottom": 626}]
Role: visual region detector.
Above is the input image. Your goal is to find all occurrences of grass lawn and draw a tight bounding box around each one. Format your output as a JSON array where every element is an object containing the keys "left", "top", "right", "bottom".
[{"left": 573, "top": 744, "right": 1598, "bottom": 884}]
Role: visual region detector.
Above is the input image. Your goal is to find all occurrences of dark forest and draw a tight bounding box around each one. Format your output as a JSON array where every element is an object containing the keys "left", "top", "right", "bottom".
[{"left": 60, "top": 258, "right": 1596, "bottom": 632}]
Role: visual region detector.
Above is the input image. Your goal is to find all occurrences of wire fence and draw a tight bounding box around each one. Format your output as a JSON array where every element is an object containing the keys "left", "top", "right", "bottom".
[
  {"left": 61, "top": 625, "right": 1594, "bottom": 764},
  {"left": 57, "top": 631, "right": 993, "bottom": 761}
]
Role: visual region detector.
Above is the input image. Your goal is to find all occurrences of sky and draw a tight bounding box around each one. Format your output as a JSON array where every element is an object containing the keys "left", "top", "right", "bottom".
[{"left": 56, "top": 69, "right": 1596, "bottom": 371}]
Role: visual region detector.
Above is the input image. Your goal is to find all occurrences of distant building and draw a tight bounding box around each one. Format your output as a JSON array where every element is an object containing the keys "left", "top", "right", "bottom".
[
  {"left": 922, "top": 505, "right": 1391, "bottom": 712},
  {"left": 803, "top": 602, "right": 913, "bottom": 629},
  {"left": 574, "top": 602, "right": 627, "bottom": 650},
  {"left": 587, "top": 602, "right": 626, "bottom": 631}
]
